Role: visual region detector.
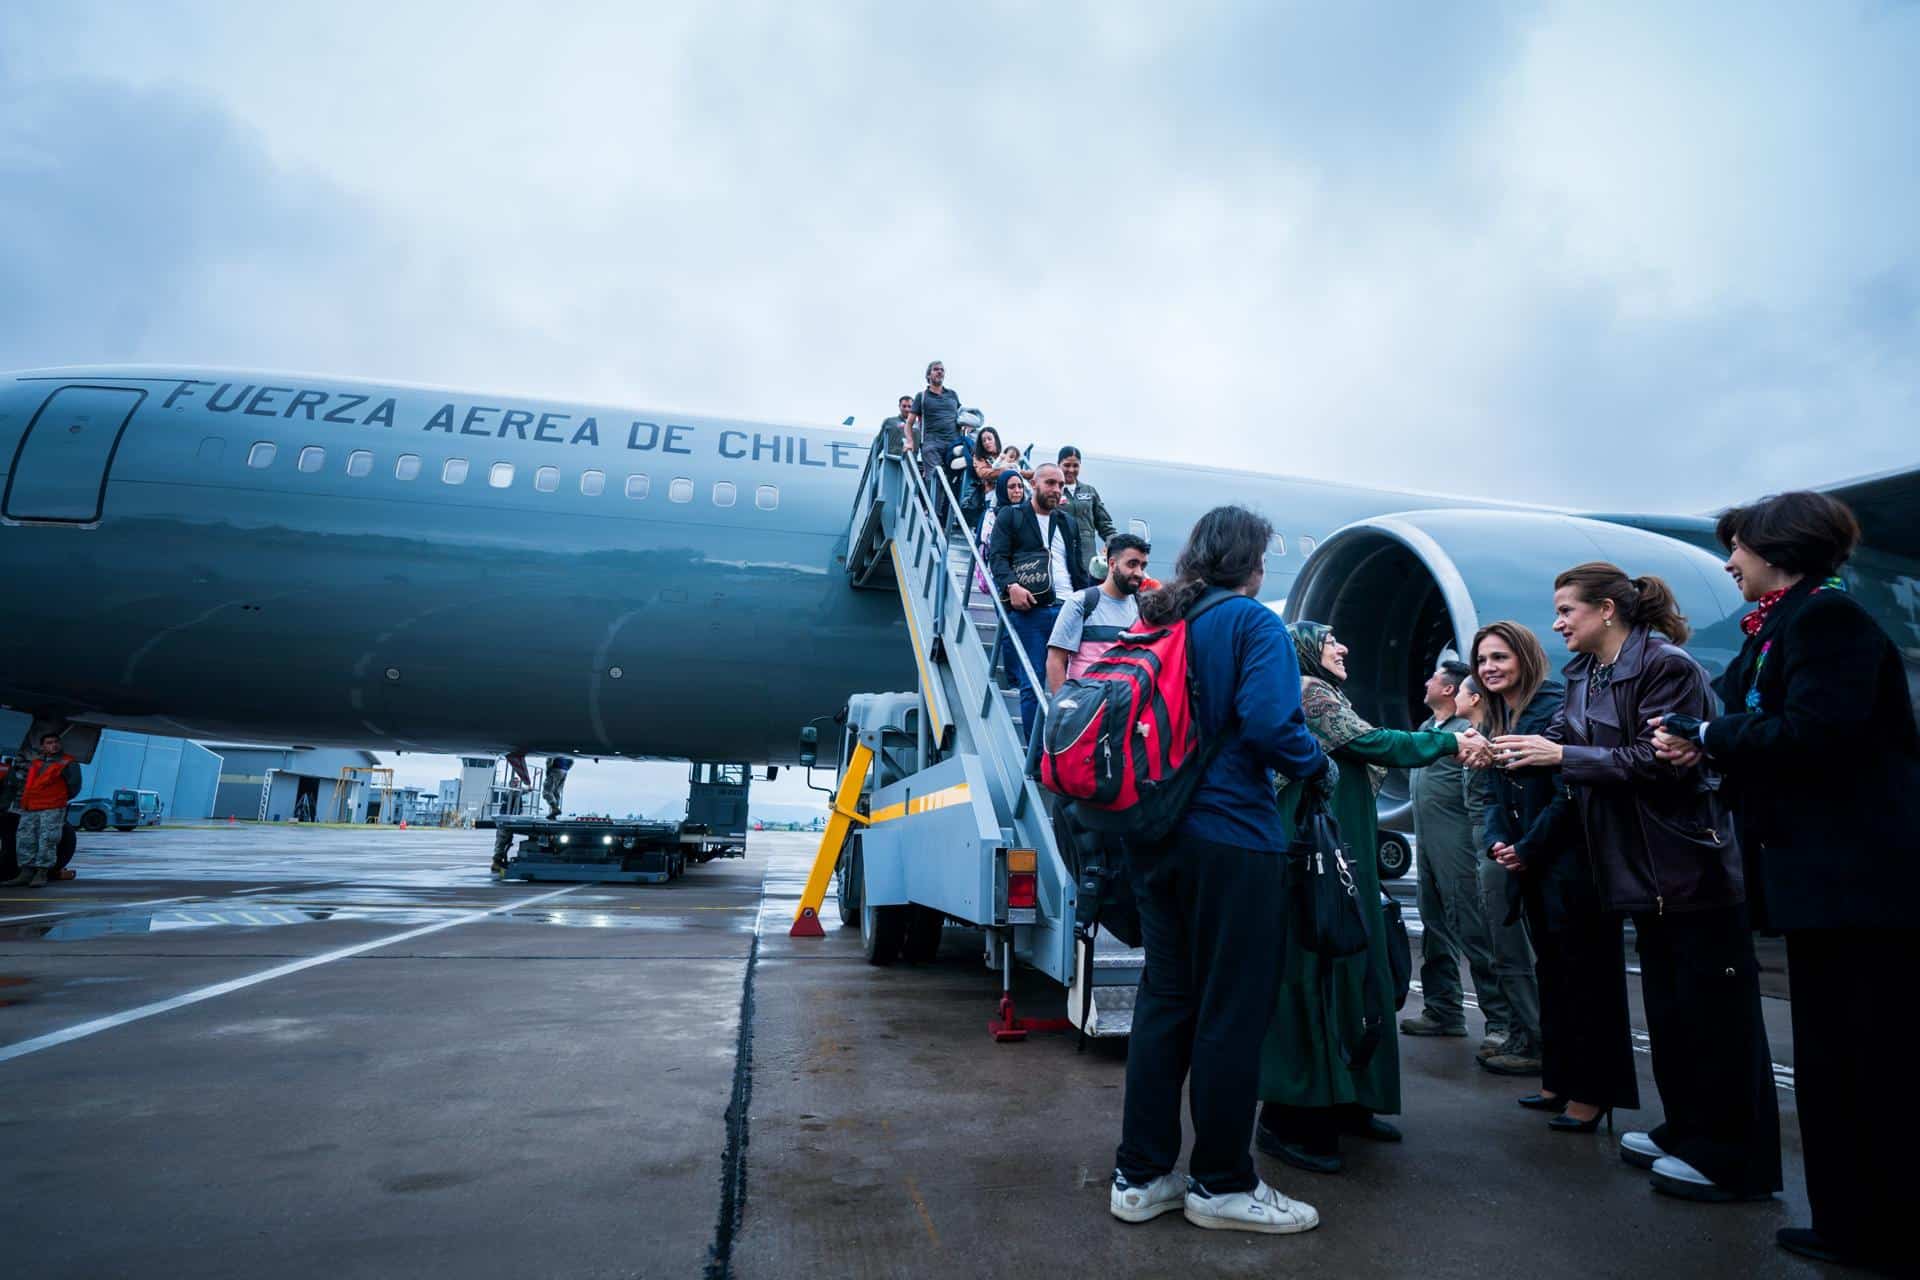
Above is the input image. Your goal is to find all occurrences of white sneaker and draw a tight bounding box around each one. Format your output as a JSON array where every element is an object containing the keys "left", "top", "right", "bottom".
[
  {"left": 1183, "top": 1178, "right": 1319, "bottom": 1234},
  {"left": 1110, "top": 1170, "right": 1185, "bottom": 1223},
  {"left": 1619, "top": 1131, "right": 1665, "bottom": 1170},
  {"left": 1650, "top": 1155, "right": 1771, "bottom": 1203}
]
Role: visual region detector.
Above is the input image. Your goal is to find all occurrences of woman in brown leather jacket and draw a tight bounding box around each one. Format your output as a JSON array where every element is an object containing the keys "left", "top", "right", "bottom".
[{"left": 1495, "top": 563, "right": 1780, "bottom": 1205}]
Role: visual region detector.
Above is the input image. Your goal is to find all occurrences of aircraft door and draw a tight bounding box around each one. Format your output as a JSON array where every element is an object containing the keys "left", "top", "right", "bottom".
[{"left": 3, "top": 384, "right": 147, "bottom": 522}]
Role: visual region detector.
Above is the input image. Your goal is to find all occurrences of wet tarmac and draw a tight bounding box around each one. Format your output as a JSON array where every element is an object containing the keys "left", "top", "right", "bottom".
[{"left": 0, "top": 827, "right": 1834, "bottom": 1278}]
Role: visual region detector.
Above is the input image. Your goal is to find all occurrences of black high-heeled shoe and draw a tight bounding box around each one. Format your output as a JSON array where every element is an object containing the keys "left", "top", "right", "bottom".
[
  {"left": 1517, "top": 1093, "right": 1568, "bottom": 1113},
  {"left": 1547, "top": 1106, "right": 1613, "bottom": 1133}
]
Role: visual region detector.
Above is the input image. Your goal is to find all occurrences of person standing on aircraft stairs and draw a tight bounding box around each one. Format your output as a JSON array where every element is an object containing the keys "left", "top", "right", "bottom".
[
  {"left": 1045, "top": 534, "right": 1150, "bottom": 694},
  {"left": 4, "top": 733, "right": 80, "bottom": 889},
  {"left": 1399, "top": 658, "right": 1513, "bottom": 1056},
  {"left": 880, "top": 394, "right": 915, "bottom": 458},
  {"left": 909, "top": 360, "right": 962, "bottom": 507},
  {"left": 1057, "top": 446, "right": 1120, "bottom": 582},
  {"left": 987, "top": 462, "right": 1090, "bottom": 743},
  {"left": 960, "top": 427, "right": 1004, "bottom": 532}
]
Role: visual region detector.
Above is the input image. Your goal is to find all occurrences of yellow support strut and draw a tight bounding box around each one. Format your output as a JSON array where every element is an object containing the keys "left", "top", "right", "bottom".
[{"left": 789, "top": 741, "right": 874, "bottom": 937}]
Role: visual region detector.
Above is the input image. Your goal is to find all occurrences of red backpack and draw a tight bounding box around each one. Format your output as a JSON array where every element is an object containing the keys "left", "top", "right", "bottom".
[{"left": 1040, "top": 589, "right": 1235, "bottom": 840}]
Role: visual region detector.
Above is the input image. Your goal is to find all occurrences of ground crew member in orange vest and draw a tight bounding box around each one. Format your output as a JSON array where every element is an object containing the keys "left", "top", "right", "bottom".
[{"left": 4, "top": 733, "right": 80, "bottom": 888}]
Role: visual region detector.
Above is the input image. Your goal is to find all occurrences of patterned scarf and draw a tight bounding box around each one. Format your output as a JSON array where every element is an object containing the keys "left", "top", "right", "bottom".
[
  {"left": 1742, "top": 577, "right": 1847, "bottom": 710},
  {"left": 1740, "top": 587, "right": 1790, "bottom": 637},
  {"left": 1276, "top": 621, "right": 1388, "bottom": 795}
]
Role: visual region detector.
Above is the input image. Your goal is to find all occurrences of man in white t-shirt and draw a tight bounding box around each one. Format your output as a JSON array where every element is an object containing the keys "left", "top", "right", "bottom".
[{"left": 1047, "top": 535, "right": 1150, "bottom": 692}]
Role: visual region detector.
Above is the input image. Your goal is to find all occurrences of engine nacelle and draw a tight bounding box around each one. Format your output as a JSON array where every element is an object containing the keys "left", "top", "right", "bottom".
[{"left": 1283, "top": 509, "right": 1747, "bottom": 831}]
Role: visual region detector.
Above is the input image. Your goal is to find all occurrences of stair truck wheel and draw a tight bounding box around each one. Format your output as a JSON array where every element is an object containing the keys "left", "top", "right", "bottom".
[
  {"left": 835, "top": 833, "right": 863, "bottom": 926},
  {"left": 902, "top": 905, "right": 945, "bottom": 963}
]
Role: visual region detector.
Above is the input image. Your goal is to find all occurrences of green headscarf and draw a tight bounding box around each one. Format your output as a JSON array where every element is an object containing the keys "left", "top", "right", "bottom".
[{"left": 1279, "top": 620, "right": 1388, "bottom": 795}]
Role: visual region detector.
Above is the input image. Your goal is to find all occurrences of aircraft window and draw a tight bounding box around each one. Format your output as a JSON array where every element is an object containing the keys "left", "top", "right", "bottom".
[
  {"left": 534, "top": 466, "right": 559, "bottom": 492},
  {"left": 443, "top": 458, "right": 469, "bottom": 485},
  {"left": 581, "top": 470, "right": 606, "bottom": 496},
  {"left": 489, "top": 462, "right": 515, "bottom": 489},
  {"left": 246, "top": 442, "right": 277, "bottom": 469},
  {"left": 713, "top": 481, "right": 737, "bottom": 507},
  {"left": 198, "top": 437, "right": 225, "bottom": 464},
  {"left": 1300, "top": 535, "right": 1317, "bottom": 556},
  {"left": 1128, "top": 518, "right": 1149, "bottom": 540},
  {"left": 755, "top": 484, "right": 778, "bottom": 511},
  {"left": 297, "top": 446, "right": 325, "bottom": 473},
  {"left": 346, "top": 450, "right": 373, "bottom": 478},
  {"left": 625, "top": 474, "right": 649, "bottom": 499},
  {"left": 1269, "top": 534, "right": 1286, "bottom": 556},
  {"left": 395, "top": 454, "right": 421, "bottom": 480},
  {"left": 669, "top": 478, "right": 693, "bottom": 503}
]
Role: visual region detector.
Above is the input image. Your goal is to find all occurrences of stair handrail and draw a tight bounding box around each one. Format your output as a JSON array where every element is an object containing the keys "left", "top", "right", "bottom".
[{"left": 897, "top": 454, "right": 1052, "bottom": 750}]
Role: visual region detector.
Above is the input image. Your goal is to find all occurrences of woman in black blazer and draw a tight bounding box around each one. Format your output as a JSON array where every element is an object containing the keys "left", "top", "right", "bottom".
[{"left": 1655, "top": 491, "right": 1919, "bottom": 1270}]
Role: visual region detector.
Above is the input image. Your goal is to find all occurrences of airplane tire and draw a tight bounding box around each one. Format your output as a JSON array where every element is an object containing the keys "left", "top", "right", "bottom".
[
  {"left": 861, "top": 899, "right": 907, "bottom": 966},
  {"left": 902, "top": 905, "right": 945, "bottom": 963},
  {"left": 1377, "top": 831, "right": 1413, "bottom": 881},
  {"left": 835, "top": 835, "right": 863, "bottom": 926}
]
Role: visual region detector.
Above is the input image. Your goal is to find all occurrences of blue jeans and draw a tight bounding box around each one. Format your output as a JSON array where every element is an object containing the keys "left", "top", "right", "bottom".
[{"left": 1005, "top": 602, "right": 1060, "bottom": 744}]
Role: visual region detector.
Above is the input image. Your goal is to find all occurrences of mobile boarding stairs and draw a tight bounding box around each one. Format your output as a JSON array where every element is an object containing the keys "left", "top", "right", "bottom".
[{"left": 787, "top": 436, "right": 1142, "bottom": 1041}]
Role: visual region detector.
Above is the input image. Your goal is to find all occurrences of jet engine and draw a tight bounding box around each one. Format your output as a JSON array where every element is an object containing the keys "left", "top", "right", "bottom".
[{"left": 1284, "top": 509, "right": 1747, "bottom": 833}]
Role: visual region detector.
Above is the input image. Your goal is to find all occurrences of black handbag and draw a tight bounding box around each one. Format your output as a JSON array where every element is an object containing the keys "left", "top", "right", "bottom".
[
  {"left": 1285, "top": 797, "right": 1387, "bottom": 1068},
  {"left": 1285, "top": 798, "right": 1370, "bottom": 960},
  {"left": 1381, "top": 894, "right": 1412, "bottom": 1011},
  {"left": 1005, "top": 547, "right": 1056, "bottom": 608}
]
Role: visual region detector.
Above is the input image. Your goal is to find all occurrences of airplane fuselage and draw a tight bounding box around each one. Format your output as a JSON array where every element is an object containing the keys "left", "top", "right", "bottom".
[{"left": 0, "top": 368, "right": 1477, "bottom": 762}]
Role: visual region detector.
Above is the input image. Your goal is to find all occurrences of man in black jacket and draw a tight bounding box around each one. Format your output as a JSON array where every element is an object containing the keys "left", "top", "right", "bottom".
[
  {"left": 987, "top": 461, "right": 1090, "bottom": 741},
  {"left": 1655, "top": 491, "right": 1918, "bottom": 1270}
]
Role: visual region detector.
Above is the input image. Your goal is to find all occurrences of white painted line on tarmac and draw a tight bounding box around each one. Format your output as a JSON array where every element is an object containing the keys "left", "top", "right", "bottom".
[
  {"left": 232, "top": 886, "right": 285, "bottom": 895},
  {"left": 0, "top": 895, "right": 205, "bottom": 926},
  {"left": 0, "top": 885, "right": 579, "bottom": 1065}
]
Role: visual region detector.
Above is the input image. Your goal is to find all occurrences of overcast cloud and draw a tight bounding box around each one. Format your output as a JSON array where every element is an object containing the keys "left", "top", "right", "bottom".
[{"left": 4, "top": 2, "right": 1915, "bottom": 812}]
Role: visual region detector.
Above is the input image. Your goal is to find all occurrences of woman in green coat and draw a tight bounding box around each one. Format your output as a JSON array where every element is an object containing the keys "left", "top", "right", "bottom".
[{"left": 1256, "top": 622, "right": 1490, "bottom": 1175}]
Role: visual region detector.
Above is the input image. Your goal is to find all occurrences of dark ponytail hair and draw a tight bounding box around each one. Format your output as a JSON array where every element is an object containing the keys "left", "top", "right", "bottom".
[
  {"left": 1553, "top": 561, "right": 1691, "bottom": 646},
  {"left": 1140, "top": 505, "right": 1272, "bottom": 624}
]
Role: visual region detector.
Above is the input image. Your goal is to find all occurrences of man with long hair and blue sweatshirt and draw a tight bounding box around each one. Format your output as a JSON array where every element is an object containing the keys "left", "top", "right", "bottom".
[{"left": 1109, "top": 505, "right": 1332, "bottom": 1237}]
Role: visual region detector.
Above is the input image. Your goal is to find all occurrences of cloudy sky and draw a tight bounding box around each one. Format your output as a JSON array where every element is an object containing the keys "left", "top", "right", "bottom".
[{"left": 5, "top": 2, "right": 1915, "bottom": 813}]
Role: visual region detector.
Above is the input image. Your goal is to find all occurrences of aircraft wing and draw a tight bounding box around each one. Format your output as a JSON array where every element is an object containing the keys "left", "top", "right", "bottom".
[{"left": 1821, "top": 465, "right": 1920, "bottom": 562}]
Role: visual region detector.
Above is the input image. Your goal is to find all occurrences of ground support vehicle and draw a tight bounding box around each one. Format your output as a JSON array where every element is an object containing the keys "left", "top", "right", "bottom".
[
  {"left": 788, "top": 439, "right": 1143, "bottom": 1041},
  {"left": 481, "top": 816, "right": 695, "bottom": 883}
]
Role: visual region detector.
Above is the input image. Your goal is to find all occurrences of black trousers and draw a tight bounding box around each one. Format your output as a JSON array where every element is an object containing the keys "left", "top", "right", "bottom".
[
  {"left": 1789, "top": 929, "right": 1915, "bottom": 1262},
  {"left": 1526, "top": 900, "right": 1639, "bottom": 1109},
  {"left": 1116, "top": 835, "right": 1285, "bottom": 1194},
  {"left": 1633, "top": 905, "right": 1781, "bottom": 1195}
]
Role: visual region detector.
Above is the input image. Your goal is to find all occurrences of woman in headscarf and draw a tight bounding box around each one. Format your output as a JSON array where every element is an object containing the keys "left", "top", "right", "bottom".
[{"left": 1256, "top": 621, "right": 1490, "bottom": 1175}]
